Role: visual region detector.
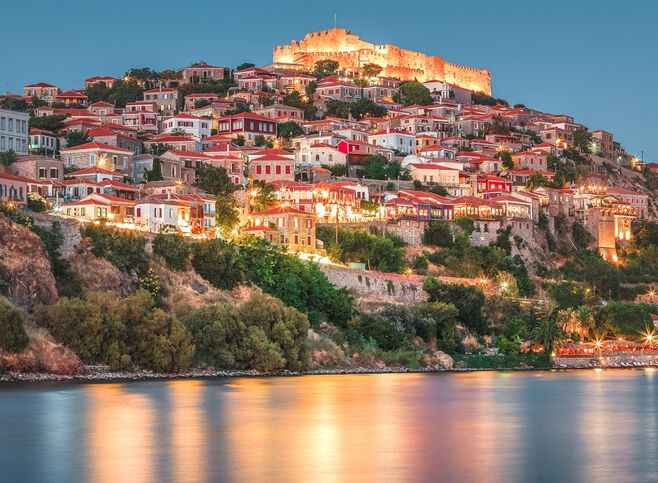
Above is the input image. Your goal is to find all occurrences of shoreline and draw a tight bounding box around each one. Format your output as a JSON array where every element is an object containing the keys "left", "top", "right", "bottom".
[{"left": 2, "top": 360, "right": 658, "bottom": 384}]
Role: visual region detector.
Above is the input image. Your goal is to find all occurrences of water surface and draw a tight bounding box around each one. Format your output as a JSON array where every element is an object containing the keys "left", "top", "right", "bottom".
[{"left": 1, "top": 370, "right": 657, "bottom": 482}]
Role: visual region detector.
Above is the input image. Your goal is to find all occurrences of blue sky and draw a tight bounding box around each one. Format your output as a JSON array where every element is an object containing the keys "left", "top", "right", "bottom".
[{"left": 2, "top": 0, "right": 656, "bottom": 161}]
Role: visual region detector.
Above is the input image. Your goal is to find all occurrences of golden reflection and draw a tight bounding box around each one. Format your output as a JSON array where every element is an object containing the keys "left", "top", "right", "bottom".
[
  {"left": 170, "top": 380, "right": 206, "bottom": 483},
  {"left": 87, "top": 384, "right": 154, "bottom": 483}
]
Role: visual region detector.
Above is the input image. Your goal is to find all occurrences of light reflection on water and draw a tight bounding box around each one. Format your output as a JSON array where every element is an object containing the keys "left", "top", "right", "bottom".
[{"left": 0, "top": 370, "right": 657, "bottom": 483}]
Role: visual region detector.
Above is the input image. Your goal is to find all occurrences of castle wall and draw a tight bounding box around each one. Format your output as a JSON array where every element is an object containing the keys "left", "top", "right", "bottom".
[{"left": 274, "top": 29, "right": 491, "bottom": 95}]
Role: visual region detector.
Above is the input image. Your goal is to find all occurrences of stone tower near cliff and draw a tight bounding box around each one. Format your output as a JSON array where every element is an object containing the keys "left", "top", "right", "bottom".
[{"left": 272, "top": 29, "right": 491, "bottom": 95}]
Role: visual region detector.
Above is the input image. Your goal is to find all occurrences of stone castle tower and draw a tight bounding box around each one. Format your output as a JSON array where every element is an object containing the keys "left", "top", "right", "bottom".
[{"left": 273, "top": 29, "right": 491, "bottom": 95}]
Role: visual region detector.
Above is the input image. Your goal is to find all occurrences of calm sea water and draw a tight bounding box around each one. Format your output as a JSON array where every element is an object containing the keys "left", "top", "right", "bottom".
[{"left": 0, "top": 370, "right": 657, "bottom": 483}]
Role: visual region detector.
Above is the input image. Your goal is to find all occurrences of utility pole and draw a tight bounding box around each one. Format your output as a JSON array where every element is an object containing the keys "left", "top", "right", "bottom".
[{"left": 334, "top": 13, "right": 337, "bottom": 29}]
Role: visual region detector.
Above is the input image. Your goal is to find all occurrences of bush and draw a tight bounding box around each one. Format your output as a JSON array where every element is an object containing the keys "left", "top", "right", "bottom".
[
  {"left": 0, "top": 299, "right": 30, "bottom": 353},
  {"left": 190, "top": 239, "right": 242, "bottom": 290},
  {"left": 82, "top": 224, "right": 148, "bottom": 274},
  {"left": 153, "top": 234, "right": 191, "bottom": 271},
  {"left": 423, "top": 220, "right": 453, "bottom": 247},
  {"left": 423, "top": 278, "right": 486, "bottom": 333},
  {"left": 35, "top": 291, "right": 194, "bottom": 372}
]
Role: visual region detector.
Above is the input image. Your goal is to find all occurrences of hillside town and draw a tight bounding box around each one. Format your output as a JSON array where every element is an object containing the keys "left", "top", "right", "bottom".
[{"left": 1, "top": 29, "right": 658, "bottom": 375}]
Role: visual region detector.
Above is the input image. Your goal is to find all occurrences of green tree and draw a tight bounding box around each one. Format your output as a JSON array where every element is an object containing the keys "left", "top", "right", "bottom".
[
  {"left": 191, "top": 239, "right": 242, "bottom": 290},
  {"left": 234, "top": 134, "right": 245, "bottom": 146},
  {"left": 108, "top": 80, "right": 144, "bottom": 108},
  {"left": 349, "top": 98, "right": 387, "bottom": 120},
  {"left": 393, "top": 81, "right": 433, "bottom": 106},
  {"left": 84, "top": 82, "right": 111, "bottom": 103},
  {"left": 277, "top": 121, "right": 304, "bottom": 139},
  {"left": 423, "top": 220, "right": 453, "bottom": 247},
  {"left": 216, "top": 192, "right": 240, "bottom": 238},
  {"left": 125, "top": 67, "right": 160, "bottom": 88},
  {"left": 363, "top": 154, "right": 402, "bottom": 180},
  {"left": 65, "top": 131, "right": 91, "bottom": 148},
  {"left": 325, "top": 100, "right": 350, "bottom": 119},
  {"left": 195, "top": 164, "right": 233, "bottom": 195},
  {"left": 236, "top": 62, "right": 256, "bottom": 71},
  {"left": 152, "top": 234, "right": 191, "bottom": 271},
  {"left": 0, "top": 299, "right": 30, "bottom": 353},
  {"left": 314, "top": 59, "right": 340, "bottom": 78},
  {"left": 282, "top": 91, "right": 305, "bottom": 109},
  {"left": 531, "top": 310, "right": 562, "bottom": 354},
  {"left": 29, "top": 115, "right": 66, "bottom": 132},
  {"left": 144, "top": 158, "right": 164, "bottom": 182},
  {"left": 573, "top": 129, "right": 593, "bottom": 153},
  {"left": 423, "top": 278, "right": 486, "bottom": 333},
  {"left": 0, "top": 150, "right": 17, "bottom": 168}
]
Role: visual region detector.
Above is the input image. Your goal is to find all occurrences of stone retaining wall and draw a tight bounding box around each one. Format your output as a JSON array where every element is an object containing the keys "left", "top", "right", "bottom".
[{"left": 553, "top": 355, "right": 658, "bottom": 368}]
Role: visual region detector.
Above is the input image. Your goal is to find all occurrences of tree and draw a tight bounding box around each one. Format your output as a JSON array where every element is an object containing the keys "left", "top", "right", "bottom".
[
  {"left": 236, "top": 62, "right": 255, "bottom": 71},
  {"left": 423, "top": 220, "right": 453, "bottom": 247},
  {"left": 125, "top": 67, "right": 160, "bottom": 88},
  {"left": 423, "top": 278, "right": 486, "bottom": 333},
  {"left": 152, "top": 234, "right": 191, "bottom": 271},
  {"left": 234, "top": 135, "right": 245, "bottom": 147},
  {"left": 572, "top": 222, "right": 592, "bottom": 250},
  {"left": 349, "top": 98, "right": 387, "bottom": 120},
  {"left": 531, "top": 310, "right": 562, "bottom": 354},
  {"left": 29, "top": 114, "right": 66, "bottom": 132},
  {"left": 0, "top": 299, "right": 30, "bottom": 353},
  {"left": 496, "top": 150, "right": 513, "bottom": 170},
  {"left": 325, "top": 100, "right": 350, "bottom": 119},
  {"left": 430, "top": 185, "right": 448, "bottom": 196},
  {"left": 362, "top": 63, "right": 383, "bottom": 78},
  {"left": 169, "top": 127, "right": 187, "bottom": 136},
  {"left": 456, "top": 216, "right": 475, "bottom": 236},
  {"left": 108, "top": 80, "right": 144, "bottom": 108},
  {"left": 144, "top": 158, "right": 163, "bottom": 182},
  {"left": 195, "top": 164, "right": 233, "bottom": 195},
  {"left": 254, "top": 134, "right": 267, "bottom": 147},
  {"left": 573, "top": 129, "right": 592, "bottom": 153},
  {"left": 277, "top": 121, "right": 304, "bottom": 139},
  {"left": 194, "top": 99, "right": 211, "bottom": 109},
  {"left": 216, "top": 192, "right": 240, "bottom": 238},
  {"left": 148, "top": 143, "right": 174, "bottom": 156},
  {"left": 314, "top": 59, "right": 339, "bottom": 78},
  {"left": 65, "top": 131, "right": 91, "bottom": 148},
  {"left": 191, "top": 239, "right": 242, "bottom": 290},
  {"left": 393, "top": 81, "right": 433, "bottom": 106},
  {"left": 282, "top": 91, "right": 305, "bottom": 109},
  {"left": 250, "top": 180, "right": 276, "bottom": 211},
  {"left": 0, "top": 150, "right": 17, "bottom": 168},
  {"left": 363, "top": 154, "right": 402, "bottom": 180},
  {"left": 84, "top": 82, "right": 111, "bottom": 103}
]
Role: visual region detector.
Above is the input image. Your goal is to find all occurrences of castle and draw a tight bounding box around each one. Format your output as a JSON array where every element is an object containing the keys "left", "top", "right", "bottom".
[{"left": 272, "top": 29, "right": 491, "bottom": 95}]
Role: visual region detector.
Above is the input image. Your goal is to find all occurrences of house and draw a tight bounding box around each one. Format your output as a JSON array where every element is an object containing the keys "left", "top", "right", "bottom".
[
  {"left": 67, "top": 166, "right": 123, "bottom": 183},
  {"left": 315, "top": 82, "right": 362, "bottom": 102},
  {"left": 591, "top": 130, "right": 614, "bottom": 159},
  {"left": 60, "top": 142, "right": 133, "bottom": 174},
  {"left": 0, "top": 171, "right": 30, "bottom": 205},
  {"left": 0, "top": 109, "right": 29, "bottom": 154},
  {"left": 385, "top": 190, "right": 454, "bottom": 222},
  {"left": 297, "top": 141, "right": 346, "bottom": 166},
  {"left": 511, "top": 151, "right": 548, "bottom": 171},
  {"left": 368, "top": 129, "right": 416, "bottom": 154},
  {"left": 99, "top": 179, "right": 140, "bottom": 200},
  {"left": 122, "top": 101, "right": 159, "bottom": 132},
  {"left": 62, "top": 193, "right": 135, "bottom": 222},
  {"left": 23, "top": 82, "right": 60, "bottom": 104},
  {"left": 249, "top": 154, "right": 295, "bottom": 183},
  {"left": 183, "top": 93, "right": 219, "bottom": 111},
  {"left": 144, "top": 135, "right": 200, "bottom": 153},
  {"left": 313, "top": 181, "right": 369, "bottom": 221},
  {"left": 87, "top": 101, "right": 116, "bottom": 116},
  {"left": 477, "top": 174, "right": 513, "bottom": 195},
  {"left": 143, "top": 88, "right": 180, "bottom": 116},
  {"left": 237, "top": 74, "right": 279, "bottom": 93},
  {"left": 83, "top": 76, "right": 117, "bottom": 89},
  {"left": 178, "top": 193, "right": 217, "bottom": 235},
  {"left": 182, "top": 61, "right": 226, "bottom": 84},
  {"left": 407, "top": 164, "right": 461, "bottom": 187},
  {"left": 159, "top": 113, "right": 211, "bottom": 139},
  {"left": 87, "top": 127, "right": 143, "bottom": 154},
  {"left": 158, "top": 150, "right": 207, "bottom": 180},
  {"left": 423, "top": 80, "right": 472, "bottom": 104},
  {"left": 280, "top": 73, "right": 315, "bottom": 93},
  {"left": 253, "top": 104, "right": 305, "bottom": 124},
  {"left": 205, "top": 152, "right": 245, "bottom": 186},
  {"left": 250, "top": 206, "right": 316, "bottom": 254},
  {"left": 9, "top": 154, "right": 64, "bottom": 181},
  {"left": 216, "top": 112, "right": 277, "bottom": 144},
  {"left": 54, "top": 90, "right": 88, "bottom": 107},
  {"left": 28, "top": 128, "right": 57, "bottom": 154},
  {"left": 133, "top": 193, "right": 216, "bottom": 235},
  {"left": 337, "top": 139, "right": 377, "bottom": 156},
  {"left": 61, "top": 179, "right": 103, "bottom": 201},
  {"left": 269, "top": 180, "right": 314, "bottom": 210},
  {"left": 606, "top": 187, "right": 649, "bottom": 218},
  {"left": 508, "top": 170, "right": 555, "bottom": 188}
]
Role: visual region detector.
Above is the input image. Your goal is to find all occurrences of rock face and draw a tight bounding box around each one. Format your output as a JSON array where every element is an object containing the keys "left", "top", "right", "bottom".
[
  {"left": 423, "top": 351, "right": 455, "bottom": 370},
  {"left": 0, "top": 337, "right": 84, "bottom": 376},
  {"left": 0, "top": 216, "right": 58, "bottom": 308},
  {"left": 70, "top": 250, "right": 135, "bottom": 297}
]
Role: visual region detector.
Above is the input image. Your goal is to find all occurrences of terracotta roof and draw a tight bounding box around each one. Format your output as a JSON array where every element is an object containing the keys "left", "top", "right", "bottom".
[
  {"left": 60, "top": 142, "right": 133, "bottom": 153},
  {"left": 254, "top": 206, "right": 313, "bottom": 216},
  {"left": 68, "top": 166, "right": 121, "bottom": 176}
]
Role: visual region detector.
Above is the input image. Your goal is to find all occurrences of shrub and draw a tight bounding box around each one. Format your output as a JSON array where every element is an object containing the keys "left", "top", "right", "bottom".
[
  {"left": 423, "top": 220, "right": 453, "bottom": 247},
  {"left": 152, "top": 234, "right": 191, "bottom": 271},
  {"left": 190, "top": 239, "right": 242, "bottom": 290},
  {"left": 423, "top": 278, "right": 486, "bottom": 333},
  {"left": 82, "top": 224, "right": 148, "bottom": 274},
  {"left": 0, "top": 299, "right": 30, "bottom": 353}
]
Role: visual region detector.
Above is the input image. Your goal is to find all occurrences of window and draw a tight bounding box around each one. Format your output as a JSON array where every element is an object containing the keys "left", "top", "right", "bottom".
[
  {"left": 285, "top": 165, "right": 291, "bottom": 175},
  {"left": 275, "top": 165, "right": 281, "bottom": 175},
  {"left": 265, "top": 165, "right": 271, "bottom": 175}
]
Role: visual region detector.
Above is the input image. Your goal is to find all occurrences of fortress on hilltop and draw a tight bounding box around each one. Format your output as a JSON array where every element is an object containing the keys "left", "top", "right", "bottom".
[{"left": 272, "top": 29, "right": 491, "bottom": 95}]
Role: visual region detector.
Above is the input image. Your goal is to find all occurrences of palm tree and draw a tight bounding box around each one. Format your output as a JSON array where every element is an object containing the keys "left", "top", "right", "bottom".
[{"left": 531, "top": 315, "right": 563, "bottom": 355}]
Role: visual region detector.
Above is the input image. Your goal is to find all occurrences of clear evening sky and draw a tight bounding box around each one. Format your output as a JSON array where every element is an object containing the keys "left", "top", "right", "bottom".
[{"left": 2, "top": 0, "right": 656, "bottom": 162}]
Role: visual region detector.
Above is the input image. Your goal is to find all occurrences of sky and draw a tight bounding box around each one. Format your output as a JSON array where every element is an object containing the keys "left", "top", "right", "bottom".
[{"left": 2, "top": 0, "right": 657, "bottom": 161}]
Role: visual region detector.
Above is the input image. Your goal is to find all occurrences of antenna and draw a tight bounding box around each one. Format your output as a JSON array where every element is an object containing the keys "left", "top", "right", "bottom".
[{"left": 334, "top": 13, "right": 337, "bottom": 29}]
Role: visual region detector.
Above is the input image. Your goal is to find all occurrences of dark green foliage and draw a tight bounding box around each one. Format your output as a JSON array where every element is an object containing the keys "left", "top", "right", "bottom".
[
  {"left": 325, "top": 100, "right": 350, "bottom": 119},
  {"left": 352, "top": 314, "right": 411, "bottom": 351},
  {"left": 27, "top": 197, "right": 50, "bottom": 213},
  {"left": 317, "top": 227, "right": 407, "bottom": 273},
  {"left": 82, "top": 224, "right": 148, "bottom": 275},
  {"left": 216, "top": 192, "right": 240, "bottom": 237},
  {"left": 560, "top": 251, "right": 621, "bottom": 299},
  {"left": 29, "top": 115, "right": 66, "bottom": 132},
  {"left": 393, "top": 81, "right": 433, "bottom": 105},
  {"left": 493, "top": 226, "right": 512, "bottom": 254},
  {"left": 454, "top": 353, "right": 551, "bottom": 369},
  {"left": 423, "top": 220, "right": 453, "bottom": 247},
  {"left": 596, "top": 302, "right": 658, "bottom": 337},
  {"left": 35, "top": 291, "right": 194, "bottom": 372},
  {"left": 190, "top": 239, "right": 242, "bottom": 290},
  {"left": 0, "top": 150, "right": 17, "bottom": 168},
  {"left": 572, "top": 222, "right": 592, "bottom": 250},
  {"left": 0, "top": 299, "right": 30, "bottom": 353},
  {"left": 471, "top": 92, "right": 509, "bottom": 107},
  {"left": 411, "top": 254, "right": 428, "bottom": 272},
  {"left": 349, "top": 98, "right": 387, "bottom": 120},
  {"left": 195, "top": 164, "right": 233, "bottom": 195},
  {"left": 423, "top": 278, "right": 486, "bottom": 333},
  {"left": 277, "top": 121, "right": 304, "bottom": 139},
  {"left": 236, "top": 62, "right": 255, "bottom": 71},
  {"left": 314, "top": 59, "right": 339, "bottom": 78},
  {"left": 181, "top": 293, "right": 311, "bottom": 372},
  {"left": 238, "top": 238, "right": 353, "bottom": 327},
  {"left": 430, "top": 185, "right": 448, "bottom": 196},
  {"left": 153, "top": 234, "right": 191, "bottom": 271},
  {"left": 65, "top": 131, "right": 91, "bottom": 148},
  {"left": 144, "top": 158, "right": 163, "bottom": 182},
  {"left": 322, "top": 163, "right": 346, "bottom": 177},
  {"left": 362, "top": 154, "right": 403, "bottom": 180}
]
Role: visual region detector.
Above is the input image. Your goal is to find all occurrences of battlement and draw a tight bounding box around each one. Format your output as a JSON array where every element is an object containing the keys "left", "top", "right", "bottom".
[{"left": 273, "top": 29, "right": 491, "bottom": 95}]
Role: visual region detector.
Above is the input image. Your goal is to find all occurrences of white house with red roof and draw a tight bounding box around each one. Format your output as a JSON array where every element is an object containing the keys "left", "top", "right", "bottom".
[
  {"left": 368, "top": 129, "right": 416, "bottom": 154},
  {"left": 159, "top": 113, "right": 211, "bottom": 139},
  {"left": 297, "top": 141, "right": 346, "bottom": 166},
  {"left": 83, "top": 76, "right": 117, "bottom": 89},
  {"left": 54, "top": 90, "right": 88, "bottom": 107},
  {"left": 253, "top": 104, "right": 304, "bottom": 124},
  {"left": 407, "top": 164, "right": 461, "bottom": 187},
  {"left": 68, "top": 166, "right": 123, "bottom": 183},
  {"left": 144, "top": 134, "right": 200, "bottom": 153},
  {"left": 62, "top": 193, "right": 135, "bottom": 222},
  {"left": 60, "top": 142, "right": 133, "bottom": 174},
  {"left": 0, "top": 171, "right": 30, "bottom": 205},
  {"left": 28, "top": 128, "right": 57, "bottom": 154},
  {"left": 87, "top": 127, "right": 143, "bottom": 154}
]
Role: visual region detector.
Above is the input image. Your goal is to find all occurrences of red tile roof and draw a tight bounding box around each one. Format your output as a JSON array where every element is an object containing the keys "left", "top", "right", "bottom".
[{"left": 60, "top": 142, "right": 133, "bottom": 153}]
